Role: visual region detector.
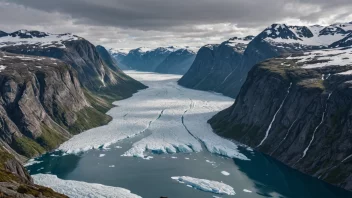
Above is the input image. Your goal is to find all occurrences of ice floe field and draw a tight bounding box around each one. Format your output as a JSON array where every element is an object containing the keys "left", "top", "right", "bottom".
[
  {"left": 59, "top": 71, "right": 247, "bottom": 160},
  {"left": 26, "top": 71, "right": 352, "bottom": 198}
]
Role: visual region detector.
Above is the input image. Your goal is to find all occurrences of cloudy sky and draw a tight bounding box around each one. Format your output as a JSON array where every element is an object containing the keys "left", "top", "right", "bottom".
[{"left": 0, "top": 0, "right": 351, "bottom": 50}]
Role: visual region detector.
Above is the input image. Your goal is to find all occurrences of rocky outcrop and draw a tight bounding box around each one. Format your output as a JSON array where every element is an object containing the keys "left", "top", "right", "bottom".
[
  {"left": 154, "top": 48, "right": 196, "bottom": 74},
  {"left": 0, "top": 52, "right": 113, "bottom": 158},
  {"left": 209, "top": 47, "right": 352, "bottom": 191},
  {"left": 0, "top": 146, "right": 67, "bottom": 197}
]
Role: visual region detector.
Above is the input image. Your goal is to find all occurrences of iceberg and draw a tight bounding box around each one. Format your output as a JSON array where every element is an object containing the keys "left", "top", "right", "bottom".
[
  {"left": 171, "top": 176, "right": 235, "bottom": 195},
  {"left": 221, "top": 171, "right": 230, "bottom": 176},
  {"left": 32, "top": 174, "right": 141, "bottom": 198}
]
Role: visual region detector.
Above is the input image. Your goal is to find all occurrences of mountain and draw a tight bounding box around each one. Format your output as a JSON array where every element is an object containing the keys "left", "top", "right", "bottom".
[
  {"left": 154, "top": 48, "right": 196, "bottom": 74},
  {"left": 330, "top": 32, "right": 352, "bottom": 48},
  {"left": 109, "top": 48, "right": 130, "bottom": 70},
  {"left": 120, "top": 47, "right": 176, "bottom": 71},
  {"left": 0, "top": 52, "right": 117, "bottom": 159},
  {"left": 0, "top": 30, "right": 146, "bottom": 99},
  {"left": 209, "top": 46, "right": 352, "bottom": 191},
  {"left": 179, "top": 23, "right": 352, "bottom": 98},
  {"left": 178, "top": 36, "right": 254, "bottom": 96}
]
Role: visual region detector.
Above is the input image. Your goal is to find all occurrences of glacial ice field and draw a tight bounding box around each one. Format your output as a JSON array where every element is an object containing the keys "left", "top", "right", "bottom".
[{"left": 59, "top": 71, "right": 248, "bottom": 160}]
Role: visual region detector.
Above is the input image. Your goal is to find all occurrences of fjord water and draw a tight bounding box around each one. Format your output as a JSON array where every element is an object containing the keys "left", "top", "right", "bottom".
[{"left": 26, "top": 71, "right": 352, "bottom": 198}]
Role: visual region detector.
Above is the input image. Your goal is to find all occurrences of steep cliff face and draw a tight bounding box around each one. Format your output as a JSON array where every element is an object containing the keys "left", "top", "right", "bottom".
[
  {"left": 209, "top": 47, "right": 352, "bottom": 190},
  {"left": 0, "top": 52, "right": 112, "bottom": 158},
  {"left": 178, "top": 36, "right": 253, "bottom": 95},
  {"left": 180, "top": 23, "right": 352, "bottom": 98},
  {"left": 0, "top": 146, "right": 67, "bottom": 197},
  {"left": 0, "top": 30, "right": 146, "bottom": 97},
  {"left": 154, "top": 48, "right": 196, "bottom": 74}
]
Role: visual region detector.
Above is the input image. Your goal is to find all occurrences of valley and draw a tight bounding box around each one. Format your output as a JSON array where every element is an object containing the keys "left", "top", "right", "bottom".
[{"left": 25, "top": 71, "right": 352, "bottom": 198}]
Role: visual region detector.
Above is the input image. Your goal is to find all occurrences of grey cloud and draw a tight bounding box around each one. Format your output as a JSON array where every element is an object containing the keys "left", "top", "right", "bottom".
[
  {"left": 0, "top": 0, "right": 351, "bottom": 49},
  {"left": 5, "top": 0, "right": 352, "bottom": 30}
]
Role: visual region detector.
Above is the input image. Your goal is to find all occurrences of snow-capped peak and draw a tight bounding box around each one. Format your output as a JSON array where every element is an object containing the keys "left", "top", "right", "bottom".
[
  {"left": 256, "top": 23, "right": 351, "bottom": 48},
  {"left": 109, "top": 48, "right": 131, "bottom": 56},
  {"left": 261, "top": 23, "right": 301, "bottom": 40},
  {"left": 0, "top": 30, "right": 81, "bottom": 49},
  {"left": 227, "top": 36, "right": 254, "bottom": 44}
]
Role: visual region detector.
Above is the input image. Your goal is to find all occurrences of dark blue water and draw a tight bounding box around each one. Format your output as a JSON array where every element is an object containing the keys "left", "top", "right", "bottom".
[{"left": 26, "top": 133, "right": 352, "bottom": 198}]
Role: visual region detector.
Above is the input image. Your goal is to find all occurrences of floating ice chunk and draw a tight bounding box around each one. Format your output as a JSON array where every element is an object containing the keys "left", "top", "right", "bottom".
[
  {"left": 99, "top": 154, "right": 106, "bottom": 157},
  {"left": 109, "top": 165, "right": 115, "bottom": 168},
  {"left": 33, "top": 174, "right": 141, "bottom": 198},
  {"left": 24, "top": 159, "right": 42, "bottom": 167},
  {"left": 115, "top": 146, "right": 122, "bottom": 149},
  {"left": 221, "top": 171, "right": 230, "bottom": 176},
  {"left": 145, "top": 156, "right": 153, "bottom": 160},
  {"left": 206, "top": 160, "right": 216, "bottom": 164},
  {"left": 246, "top": 147, "right": 253, "bottom": 152},
  {"left": 243, "top": 189, "right": 253, "bottom": 193},
  {"left": 185, "top": 157, "right": 190, "bottom": 160},
  {"left": 171, "top": 176, "right": 235, "bottom": 195},
  {"left": 171, "top": 156, "right": 177, "bottom": 159}
]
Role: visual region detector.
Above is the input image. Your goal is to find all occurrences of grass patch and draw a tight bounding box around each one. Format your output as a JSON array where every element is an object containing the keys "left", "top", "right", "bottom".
[
  {"left": 0, "top": 148, "right": 20, "bottom": 183},
  {"left": 297, "top": 78, "right": 325, "bottom": 90},
  {"left": 83, "top": 89, "right": 114, "bottom": 113},
  {"left": 36, "top": 125, "right": 67, "bottom": 150},
  {"left": 11, "top": 136, "right": 45, "bottom": 158},
  {"left": 17, "top": 185, "right": 67, "bottom": 198},
  {"left": 68, "top": 107, "right": 112, "bottom": 134}
]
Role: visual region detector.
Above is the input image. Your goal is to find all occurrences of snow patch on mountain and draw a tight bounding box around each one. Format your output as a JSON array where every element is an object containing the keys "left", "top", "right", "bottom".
[
  {"left": 0, "top": 30, "right": 80, "bottom": 49},
  {"left": 286, "top": 47, "right": 352, "bottom": 68}
]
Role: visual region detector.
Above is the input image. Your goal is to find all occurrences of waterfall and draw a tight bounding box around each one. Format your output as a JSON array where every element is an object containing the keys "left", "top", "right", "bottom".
[
  {"left": 296, "top": 92, "right": 332, "bottom": 163},
  {"left": 257, "top": 82, "right": 292, "bottom": 148},
  {"left": 270, "top": 117, "right": 299, "bottom": 155}
]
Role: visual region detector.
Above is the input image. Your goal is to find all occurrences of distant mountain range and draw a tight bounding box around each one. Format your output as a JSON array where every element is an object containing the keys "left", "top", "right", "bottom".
[
  {"left": 179, "top": 22, "right": 352, "bottom": 98},
  {"left": 109, "top": 46, "right": 197, "bottom": 74}
]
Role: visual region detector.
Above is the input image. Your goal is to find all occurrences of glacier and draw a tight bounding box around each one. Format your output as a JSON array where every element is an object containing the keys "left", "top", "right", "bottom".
[
  {"left": 171, "top": 176, "right": 235, "bottom": 195},
  {"left": 58, "top": 71, "right": 248, "bottom": 160},
  {"left": 32, "top": 174, "right": 141, "bottom": 198}
]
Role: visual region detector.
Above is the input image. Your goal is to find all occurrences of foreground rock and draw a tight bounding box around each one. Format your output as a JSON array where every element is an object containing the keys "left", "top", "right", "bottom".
[
  {"left": 209, "top": 47, "right": 352, "bottom": 191},
  {"left": 0, "top": 147, "right": 67, "bottom": 197}
]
